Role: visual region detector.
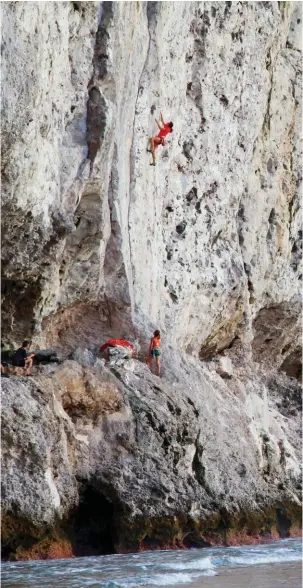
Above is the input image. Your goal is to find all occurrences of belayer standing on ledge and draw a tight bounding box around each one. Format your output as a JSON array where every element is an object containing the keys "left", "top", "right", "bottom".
[
  {"left": 146, "top": 330, "right": 161, "bottom": 376},
  {"left": 148, "top": 112, "right": 173, "bottom": 166}
]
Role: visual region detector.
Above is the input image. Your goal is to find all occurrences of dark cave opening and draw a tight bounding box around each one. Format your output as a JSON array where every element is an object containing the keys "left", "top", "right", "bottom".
[
  {"left": 67, "top": 484, "right": 116, "bottom": 557},
  {"left": 1, "top": 544, "right": 14, "bottom": 560},
  {"left": 1, "top": 485, "right": 117, "bottom": 560},
  {"left": 280, "top": 346, "right": 302, "bottom": 382},
  {"left": 276, "top": 507, "right": 291, "bottom": 538}
]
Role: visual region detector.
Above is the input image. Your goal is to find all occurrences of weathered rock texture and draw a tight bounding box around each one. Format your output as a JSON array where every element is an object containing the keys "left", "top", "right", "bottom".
[
  {"left": 2, "top": 354, "right": 302, "bottom": 559},
  {"left": 1, "top": 0, "right": 302, "bottom": 560}
]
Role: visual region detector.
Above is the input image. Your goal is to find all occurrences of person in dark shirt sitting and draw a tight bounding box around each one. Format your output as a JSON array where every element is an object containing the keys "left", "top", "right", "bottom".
[{"left": 12, "top": 340, "right": 35, "bottom": 376}]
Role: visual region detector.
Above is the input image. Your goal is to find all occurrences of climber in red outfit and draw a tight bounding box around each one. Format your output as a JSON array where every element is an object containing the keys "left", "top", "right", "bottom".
[{"left": 148, "top": 112, "right": 173, "bottom": 166}]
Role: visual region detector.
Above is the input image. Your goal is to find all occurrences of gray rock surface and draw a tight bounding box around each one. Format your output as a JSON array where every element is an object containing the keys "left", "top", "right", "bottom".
[
  {"left": 1, "top": 0, "right": 302, "bottom": 559},
  {"left": 2, "top": 376, "right": 77, "bottom": 524},
  {"left": 1, "top": 352, "right": 301, "bottom": 556},
  {"left": 1, "top": 2, "right": 301, "bottom": 367}
]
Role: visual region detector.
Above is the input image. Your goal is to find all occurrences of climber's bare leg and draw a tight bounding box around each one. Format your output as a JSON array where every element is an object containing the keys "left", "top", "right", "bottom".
[
  {"left": 146, "top": 354, "right": 152, "bottom": 370},
  {"left": 25, "top": 356, "right": 33, "bottom": 376},
  {"left": 155, "top": 355, "right": 161, "bottom": 377},
  {"left": 151, "top": 138, "right": 156, "bottom": 164},
  {"left": 149, "top": 137, "right": 161, "bottom": 165},
  {"left": 147, "top": 137, "right": 153, "bottom": 154}
]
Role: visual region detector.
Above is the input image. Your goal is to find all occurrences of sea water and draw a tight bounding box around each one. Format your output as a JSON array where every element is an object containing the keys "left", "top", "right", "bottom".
[{"left": 1, "top": 538, "right": 302, "bottom": 588}]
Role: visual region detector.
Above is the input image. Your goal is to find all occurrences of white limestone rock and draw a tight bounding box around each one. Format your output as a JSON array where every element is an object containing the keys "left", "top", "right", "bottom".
[
  {"left": 215, "top": 356, "right": 234, "bottom": 379},
  {"left": 1, "top": 2, "right": 301, "bottom": 372},
  {"left": 1, "top": 0, "right": 302, "bottom": 558}
]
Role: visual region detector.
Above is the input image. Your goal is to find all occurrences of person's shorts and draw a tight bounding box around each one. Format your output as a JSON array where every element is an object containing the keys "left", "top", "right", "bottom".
[
  {"left": 156, "top": 136, "right": 165, "bottom": 146},
  {"left": 151, "top": 348, "right": 161, "bottom": 357},
  {"left": 12, "top": 359, "right": 25, "bottom": 368}
]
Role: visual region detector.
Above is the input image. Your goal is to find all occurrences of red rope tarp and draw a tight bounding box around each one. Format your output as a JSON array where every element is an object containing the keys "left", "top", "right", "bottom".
[{"left": 100, "top": 339, "right": 134, "bottom": 353}]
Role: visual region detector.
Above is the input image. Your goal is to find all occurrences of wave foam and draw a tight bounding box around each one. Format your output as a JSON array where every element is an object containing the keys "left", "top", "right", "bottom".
[
  {"left": 104, "top": 573, "right": 195, "bottom": 588},
  {"left": 164, "top": 555, "right": 216, "bottom": 572},
  {"left": 143, "top": 572, "right": 195, "bottom": 585},
  {"left": 222, "top": 549, "right": 302, "bottom": 567}
]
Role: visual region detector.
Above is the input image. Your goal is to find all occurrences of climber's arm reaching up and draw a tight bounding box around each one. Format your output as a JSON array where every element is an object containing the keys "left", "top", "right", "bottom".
[
  {"left": 160, "top": 112, "right": 165, "bottom": 126},
  {"left": 155, "top": 118, "right": 162, "bottom": 131}
]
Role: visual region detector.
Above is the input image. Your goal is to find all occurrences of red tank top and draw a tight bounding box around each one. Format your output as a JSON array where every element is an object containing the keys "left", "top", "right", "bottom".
[
  {"left": 151, "top": 336, "right": 160, "bottom": 349},
  {"left": 158, "top": 124, "right": 172, "bottom": 139}
]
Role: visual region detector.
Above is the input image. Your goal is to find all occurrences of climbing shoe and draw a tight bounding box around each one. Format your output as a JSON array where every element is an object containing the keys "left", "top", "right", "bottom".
[{"left": 150, "top": 163, "right": 156, "bottom": 166}]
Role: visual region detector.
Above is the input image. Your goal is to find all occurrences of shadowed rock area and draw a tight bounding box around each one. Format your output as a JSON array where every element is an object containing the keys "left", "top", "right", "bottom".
[{"left": 1, "top": 1, "right": 302, "bottom": 560}]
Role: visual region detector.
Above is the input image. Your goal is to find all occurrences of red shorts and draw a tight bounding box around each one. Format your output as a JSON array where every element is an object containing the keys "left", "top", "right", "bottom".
[{"left": 156, "top": 136, "right": 165, "bottom": 146}]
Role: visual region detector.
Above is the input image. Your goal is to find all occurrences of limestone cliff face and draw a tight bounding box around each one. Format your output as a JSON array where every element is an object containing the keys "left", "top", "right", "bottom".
[
  {"left": 1, "top": 1, "right": 302, "bottom": 559},
  {"left": 2, "top": 353, "right": 302, "bottom": 558},
  {"left": 2, "top": 1, "right": 301, "bottom": 360}
]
